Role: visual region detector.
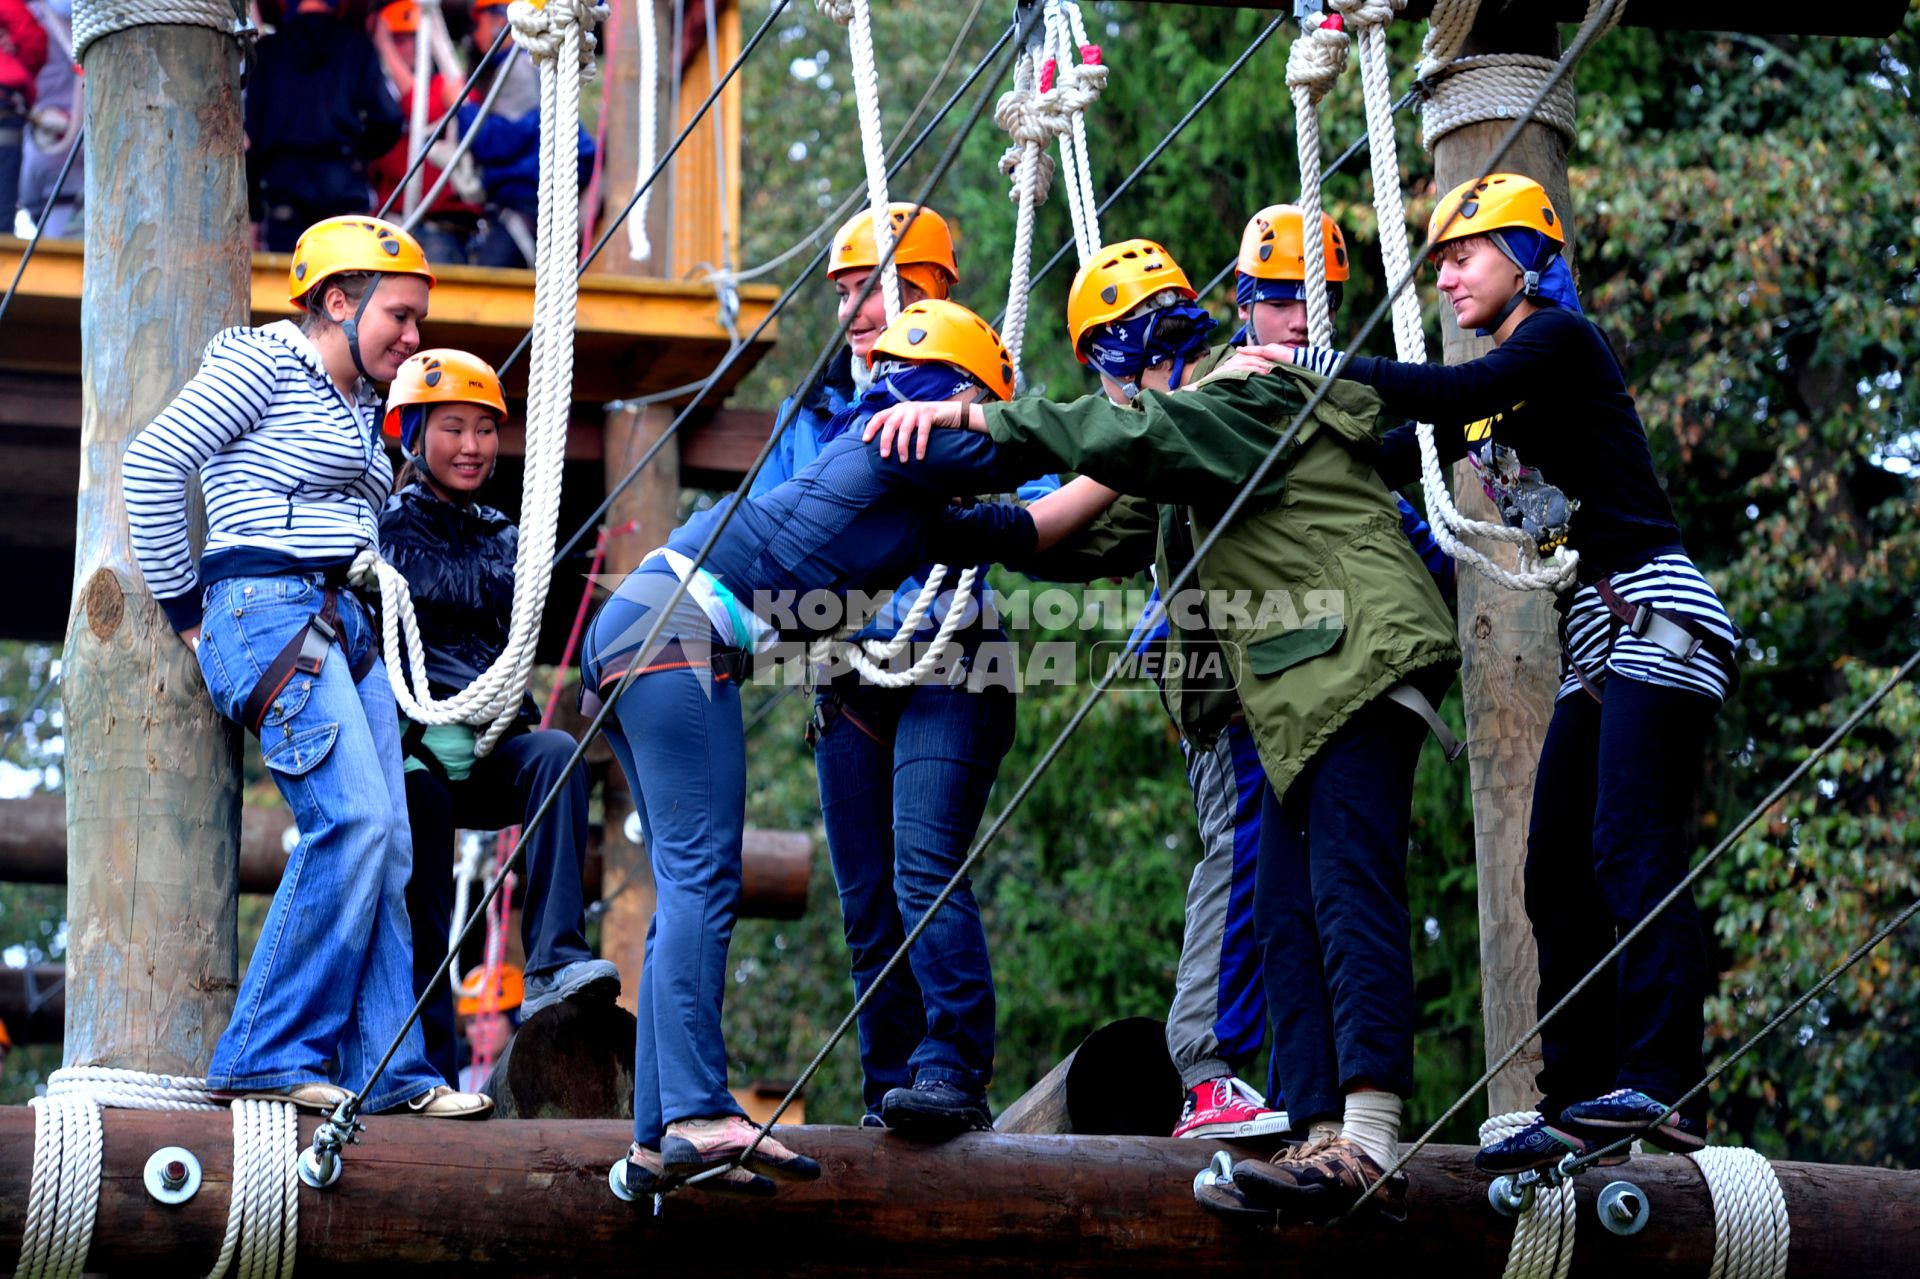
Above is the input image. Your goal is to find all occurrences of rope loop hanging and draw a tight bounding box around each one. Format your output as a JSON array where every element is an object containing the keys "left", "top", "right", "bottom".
[
  {"left": 1691, "top": 1148, "right": 1792, "bottom": 1279},
  {"left": 70, "top": 0, "right": 252, "bottom": 64},
  {"left": 1286, "top": 11, "right": 1351, "bottom": 348},
  {"left": 356, "top": 0, "right": 605, "bottom": 755},
  {"left": 1416, "top": 0, "right": 1620, "bottom": 151}
]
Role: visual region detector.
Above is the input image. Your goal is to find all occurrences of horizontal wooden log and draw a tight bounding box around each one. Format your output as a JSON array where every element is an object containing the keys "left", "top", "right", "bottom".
[
  {"left": 996, "top": 1017, "right": 1182, "bottom": 1137},
  {"left": 1131, "top": 0, "right": 1911, "bottom": 36},
  {"left": 0, "top": 795, "right": 811, "bottom": 918},
  {"left": 0, "top": 1107, "right": 1912, "bottom": 1276}
]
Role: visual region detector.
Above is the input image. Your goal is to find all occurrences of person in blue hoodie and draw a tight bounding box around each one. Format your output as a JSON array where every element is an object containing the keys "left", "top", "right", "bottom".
[
  {"left": 581, "top": 300, "right": 1112, "bottom": 1199},
  {"left": 460, "top": 0, "right": 596, "bottom": 269}
]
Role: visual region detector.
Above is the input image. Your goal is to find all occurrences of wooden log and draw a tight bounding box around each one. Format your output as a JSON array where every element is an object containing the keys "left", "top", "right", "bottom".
[
  {"left": 997, "top": 1017, "right": 1182, "bottom": 1137},
  {"left": 1, "top": 1105, "right": 1913, "bottom": 1275},
  {"left": 0, "top": 794, "right": 812, "bottom": 918},
  {"left": 1434, "top": 17, "right": 1572, "bottom": 1121},
  {"left": 484, "top": 996, "right": 637, "bottom": 1120},
  {"left": 61, "top": 23, "right": 250, "bottom": 1076}
]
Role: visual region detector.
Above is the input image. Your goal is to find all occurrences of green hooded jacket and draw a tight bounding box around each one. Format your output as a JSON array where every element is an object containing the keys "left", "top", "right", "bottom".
[{"left": 988, "top": 359, "right": 1460, "bottom": 801}]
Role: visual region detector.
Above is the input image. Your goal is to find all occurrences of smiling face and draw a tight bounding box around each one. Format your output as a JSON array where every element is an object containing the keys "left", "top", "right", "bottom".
[
  {"left": 324, "top": 274, "right": 430, "bottom": 381},
  {"left": 833, "top": 267, "right": 930, "bottom": 361},
  {"left": 1432, "top": 235, "right": 1526, "bottom": 334},
  {"left": 421, "top": 401, "right": 501, "bottom": 502}
]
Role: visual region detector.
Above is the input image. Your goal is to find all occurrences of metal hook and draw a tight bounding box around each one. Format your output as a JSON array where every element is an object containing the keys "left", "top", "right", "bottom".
[{"left": 1487, "top": 1174, "right": 1538, "bottom": 1218}]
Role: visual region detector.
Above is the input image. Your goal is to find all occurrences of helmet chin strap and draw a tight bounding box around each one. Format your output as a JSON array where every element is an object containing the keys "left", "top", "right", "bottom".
[{"left": 336, "top": 274, "right": 386, "bottom": 385}]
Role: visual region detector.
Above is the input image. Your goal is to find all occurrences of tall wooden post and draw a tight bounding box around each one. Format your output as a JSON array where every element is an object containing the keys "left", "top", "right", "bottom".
[
  {"left": 1430, "top": 12, "right": 1571, "bottom": 1118},
  {"left": 593, "top": 0, "right": 681, "bottom": 1007},
  {"left": 62, "top": 27, "right": 249, "bottom": 1072}
]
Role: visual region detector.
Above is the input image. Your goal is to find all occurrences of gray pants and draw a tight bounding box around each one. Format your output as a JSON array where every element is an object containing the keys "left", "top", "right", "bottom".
[{"left": 1165, "top": 720, "right": 1271, "bottom": 1088}]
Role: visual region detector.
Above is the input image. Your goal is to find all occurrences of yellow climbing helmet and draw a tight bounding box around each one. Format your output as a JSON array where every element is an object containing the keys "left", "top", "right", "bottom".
[
  {"left": 828, "top": 203, "right": 959, "bottom": 300},
  {"left": 288, "top": 215, "right": 436, "bottom": 309},
  {"left": 868, "top": 299, "right": 1015, "bottom": 402},
  {"left": 382, "top": 350, "right": 508, "bottom": 444},
  {"left": 1237, "top": 204, "right": 1350, "bottom": 284},
  {"left": 1427, "top": 173, "right": 1563, "bottom": 251},
  {"left": 1066, "top": 238, "right": 1195, "bottom": 363}
]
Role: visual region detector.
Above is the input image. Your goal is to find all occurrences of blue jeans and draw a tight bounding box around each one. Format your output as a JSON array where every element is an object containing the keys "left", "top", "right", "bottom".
[
  {"left": 1256, "top": 692, "right": 1428, "bottom": 1127},
  {"left": 195, "top": 575, "right": 443, "bottom": 1111},
  {"left": 582, "top": 576, "right": 747, "bottom": 1147},
  {"left": 814, "top": 678, "right": 1014, "bottom": 1111},
  {"left": 1527, "top": 675, "right": 1717, "bottom": 1124},
  {"left": 403, "top": 727, "right": 596, "bottom": 1084}
]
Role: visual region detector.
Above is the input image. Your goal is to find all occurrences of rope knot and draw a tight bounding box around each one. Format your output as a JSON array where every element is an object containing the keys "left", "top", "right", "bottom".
[
  {"left": 814, "top": 0, "right": 856, "bottom": 25},
  {"left": 999, "top": 141, "right": 1056, "bottom": 205},
  {"left": 994, "top": 87, "right": 1061, "bottom": 148},
  {"left": 1329, "top": 0, "right": 1402, "bottom": 32},
  {"left": 1286, "top": 14, "right": 1352, "bottom": 104},
  {"left": 507, "top": 0, "right": 606, "bottom": 75}
]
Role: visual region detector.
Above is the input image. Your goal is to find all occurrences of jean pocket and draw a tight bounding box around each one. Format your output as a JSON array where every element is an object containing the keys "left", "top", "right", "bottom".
[
  {"left": 263, "top": 721, "right": 339, "bottom": 777},
  {"left": 260, "top": 674, "right": 317, "bottom": 732}
]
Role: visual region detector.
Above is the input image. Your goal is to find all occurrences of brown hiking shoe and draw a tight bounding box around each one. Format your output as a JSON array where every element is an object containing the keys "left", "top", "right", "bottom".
[{"left": 1230, "top": 1136, "right": 1408, "bottom": 1224}]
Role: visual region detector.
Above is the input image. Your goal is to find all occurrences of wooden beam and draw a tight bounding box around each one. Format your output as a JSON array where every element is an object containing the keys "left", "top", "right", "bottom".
[
  {"left": 0, "top": 240, "right": 780, "bottom": 403},
  {"left": 62, "top": 22, "right": 250, "bottom": 1078},
  {"left": 2, "top": 1107, "right": 1915, "bottom": 1274},
  {"left": 0, "top": 795, "right": 812, "bottom": 923},
  {"left": 1127, "top": 0, "right": 1911, "bottom": 36}
]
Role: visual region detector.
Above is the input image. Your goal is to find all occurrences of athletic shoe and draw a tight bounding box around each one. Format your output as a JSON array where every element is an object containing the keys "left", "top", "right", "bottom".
[
  {"left": 212, "top": 1082, "right": 352, "bottom": 1113},
  {"left": 1474, "top": 1117, "right": 1629, "bottom": 1175},
  {"left": 621, "top": 1143, "right": 773, "bottom": 1199},
  {"left": 880, "top": 1079, "right": 992, "bottom": 1138},
  {"left": 1192, "top": 1150, "right": 1279, "bottom": 1221},
  {"left": 1229, "top": 1136, "right": 1408, "bottom": 1224},
  {"left": 399, "top": 1084, "right": 494, "bottom": 1118},
  {"left": 859, "top": 1111, "right": 888, "bottom": 1129},
  {"left": 1172, "top": 1076, "right": 1291, "bottom": 1140},
  {"left": 521, "top": 958, "right": 622, "bottom": 1018},
  {"left": 661, "top": 1114, "right": 822, "bottom": 1181},
  {"left": 1559, "top": 1089, "right": 1706, "bottom": 1153}
]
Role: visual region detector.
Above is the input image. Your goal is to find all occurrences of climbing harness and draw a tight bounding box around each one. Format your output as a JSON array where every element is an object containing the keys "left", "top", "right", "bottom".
[{"left": 235, "top": 577, "right": 379, "bottom": 738}]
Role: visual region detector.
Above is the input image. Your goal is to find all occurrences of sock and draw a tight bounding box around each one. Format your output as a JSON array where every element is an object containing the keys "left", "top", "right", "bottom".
[
  {"left": 1341, "top": 1091, "right": 1403, "bottom": 1168},
  {"left": 1308, "top": 1119, "right": 1343, "bottom": 1145}
]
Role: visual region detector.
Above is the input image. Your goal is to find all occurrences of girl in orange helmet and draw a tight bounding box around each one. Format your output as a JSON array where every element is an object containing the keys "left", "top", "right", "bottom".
[
  {"left": 1258, "top": 173, "right": 1739, "bottom": 1175},
  {"left": 376, "top": 350, "right": 620, "bottom": 1085},
  {"left": 125, "top": 216, "right": 490, "bottom": 1120}
]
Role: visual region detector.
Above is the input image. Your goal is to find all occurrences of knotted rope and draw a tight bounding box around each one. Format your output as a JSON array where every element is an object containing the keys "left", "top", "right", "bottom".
[
  {"left": 70, "top": 0, "right": 248, "bottom": 63},
  {"left": 1286, "top": 10, "right": 1351, "bottom": 348}
]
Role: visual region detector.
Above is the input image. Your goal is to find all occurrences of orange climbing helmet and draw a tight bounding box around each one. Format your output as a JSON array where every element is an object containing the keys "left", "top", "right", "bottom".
[
  {"left": 828, "top": 203, "right": 959, "bottom": 300},
  {"left": 456, "top": 962, "right": 524, "bottom": 1016},
  {"left": 288, "top": 215, "right": 436, "bottom": 309},
  {"left": 1066, "top": 238, "right": 1195, "bottom": 363},
  {"left": 1237, "top": 204, "right": 1350, "bottom": 284},
  {"left": 382, "top": 350, "right": 508, "bottom": 447},
  {"left": 0, "top": 1017, "right": 11, "bottom": 1049},
  {"left": 868, "top": 299, "right": 1015, "bottom": 402},
  {"left": 381, "top": 1, "right": 421, "bottom": 34},
  {"left": 1427, "top": 173, "right": 1563, "bottom": 251}
]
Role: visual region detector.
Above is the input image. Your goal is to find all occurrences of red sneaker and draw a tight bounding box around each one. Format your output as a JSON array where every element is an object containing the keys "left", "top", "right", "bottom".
[{"left": 1172, "top": 1076, "right": 1291, "bottom": 1140}]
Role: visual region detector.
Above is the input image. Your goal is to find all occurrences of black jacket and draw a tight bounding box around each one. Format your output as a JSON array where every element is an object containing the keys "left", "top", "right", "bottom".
[
  {"left": 379, "top": 483, "right": 522, "bottom": 704},
  {"left": 245, "top": 13, "right": 402, "bottom": 212}
]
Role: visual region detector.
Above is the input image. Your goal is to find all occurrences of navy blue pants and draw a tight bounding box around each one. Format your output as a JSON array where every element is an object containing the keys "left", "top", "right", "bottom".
[
  {"left": 403, "top": 727, "right": 596, "bottom": 1085},
  {"left": 1527, "top": 675, "right": 1718, "bottom": 1125},
  {"left": 814, "top": 678, "right": 1015, "bottom": 1112},
  {"left": 1257, "top": 693, "right": 1428, "bottom": 1126}
]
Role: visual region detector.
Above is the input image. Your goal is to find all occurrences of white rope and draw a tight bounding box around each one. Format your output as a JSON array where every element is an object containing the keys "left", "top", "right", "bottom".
[
  {"left": 819, "top": 0, "right": 902, "bottom": 320},
  {"left": 1691, "top": 1148, "right": 1791, "bottom": 1279},
  {"left": 807, "top": 565, "right": 980, "bottom": 689},
  {"left": 357, "top": 0, "right": 605, "bottom": 756},
  {"left": 628, "top": 0, "right": 661, "bottom": 261},
  {"left": 1286, "top": 11, "right": 1349, "bottom": 349},
  {"left": 209, "top": 1099, "right": 299, "bottom": 1279},
  {"left": 69, "top": 0, "right": 241, "bottom": 63},
  {"left": 1043, "top": 0, "right": 1105, "bottom": 264},
  {"left": 446, "top": 834, "right": 491, "bottom": 999},
  {"left": 403, "top": 0, "right": 439, "bottom": 217},
  {"left": 1477, "top": 1112, "right": 1576, "bottom": 1279},
  {"left": 995, "top": 45, "right": 1047, "bottom": 375},
  {"left": 47, "top": 1065, "right": 224, "bottom": 1110},
  {"left": 19, "top": 1095, "right": 102, "bottom": 1279},
  {"left": 1417, "top": 0, "right": 1621, "bottom": 151}
]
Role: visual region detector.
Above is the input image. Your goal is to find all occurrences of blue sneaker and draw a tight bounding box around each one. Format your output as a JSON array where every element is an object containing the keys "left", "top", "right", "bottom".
[
  {"left": 1559, "top": 1089, "right": 1706, "bottom": 1153},
  {"left": 1475, "top": 1117, "right": 1629, "bottom": 1175}
]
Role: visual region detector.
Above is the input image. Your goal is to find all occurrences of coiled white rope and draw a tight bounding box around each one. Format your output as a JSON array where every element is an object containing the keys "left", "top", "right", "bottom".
[
  {"left": 1690, "top": 1148, "right": 1791, "bottom": 1279},
  {"left": 628, "top": 0, "right": 661, "bottom": 261},
  {"left": 24, "top": 1070, "right": 299, "bottom": 1279},
  {"left": 807, "top": 563, "right": 981, "bottom": 689},
  {"left": 1479, "top": 1111, "right": 1576, "bottom": 1279},
  {"left": 70, "top": 0, "right": 244, "bottom": 63},
  {"left": 1416, "top": 0, "right": 1620, "bottom": 151},
  {"left": 356, "top": 0, "right": 605, "bottom": 756},
  {"left": 1285, "top": 11, "right": 1349, "bottom": 349}
]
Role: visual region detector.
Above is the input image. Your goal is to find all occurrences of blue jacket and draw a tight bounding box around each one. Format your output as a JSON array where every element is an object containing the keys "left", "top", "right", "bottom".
[
  {"left": 755, "top": 350, "right": 1061, "bottom": 644},
  {"left": 378, "top": 483, "right": 518, "bottom": 700},
  {"left": 458, "top": 95, "right": 597, "bottom": 215}
]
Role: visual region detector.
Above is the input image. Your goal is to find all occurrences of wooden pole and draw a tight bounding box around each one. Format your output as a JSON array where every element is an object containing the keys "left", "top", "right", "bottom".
[
  {"left": 4, "top": 1106, "right": 1916, "bottom": 1275},
  {"left": 61, "top": 25, "right": 249, "bottom": 1076},
  {"left": 1430, "top": 11, "right": 1569, "bottom": 1120},
  {"left": 997, "top": 1018, "right": 1182, "bottom": 1137}
]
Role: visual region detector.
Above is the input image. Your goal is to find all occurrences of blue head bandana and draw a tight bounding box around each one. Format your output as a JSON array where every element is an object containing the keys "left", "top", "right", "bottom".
[
  {"left": 821, "top": 358, "right": 978, "bottom": 443},
  {"left": 1085, "top": 301, "right": 1219, "bottom": 393},
  {"left": 398, "top": 403, "right": 429, "bottom": 455},
  {"left": 1232, "top": 275, "right": 1344, "bottom": 345},
  {"left": 1480, "top": 227, "right": 1583, "bottom": 335}
]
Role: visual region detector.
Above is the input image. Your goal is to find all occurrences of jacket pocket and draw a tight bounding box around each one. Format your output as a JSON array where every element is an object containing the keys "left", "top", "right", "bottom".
[
  {"left": 263, "top": 721, "right": 339, "bottom": 777},
  {"left": 1245, "top": 620, "right": 1345, "bottom": 677}
]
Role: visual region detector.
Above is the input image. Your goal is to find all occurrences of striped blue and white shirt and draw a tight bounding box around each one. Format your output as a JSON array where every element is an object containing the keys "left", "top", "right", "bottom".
[
  {"left": 1559, "top": 553, "right": 1737, "bottom": 704},
  {"left": 124, "top": 320, "right": 392, "bottom": 633}
]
